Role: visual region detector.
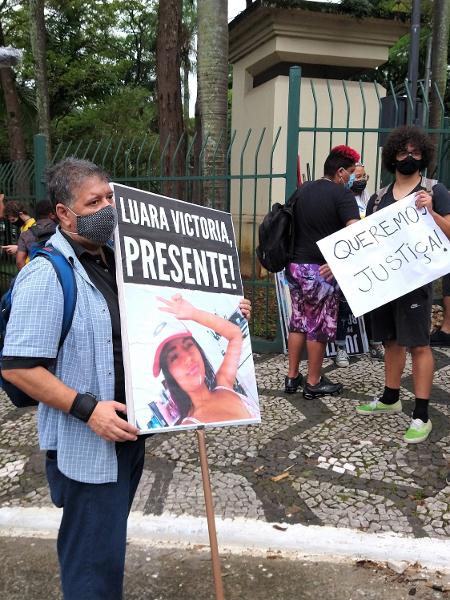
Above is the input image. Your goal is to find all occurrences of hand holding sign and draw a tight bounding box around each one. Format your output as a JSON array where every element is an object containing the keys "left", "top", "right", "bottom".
[
  {"left": 415, "top": 190, "right": 433, "bottom": 213},
  {"left": 238, "top": 297, "right": 252, "bottom": 320},
  {"left": 317, "top": 193, "right": 450, "bottom": 317},
  {"left": 319, "top": 263, "right": 334, "bottom": 282}
]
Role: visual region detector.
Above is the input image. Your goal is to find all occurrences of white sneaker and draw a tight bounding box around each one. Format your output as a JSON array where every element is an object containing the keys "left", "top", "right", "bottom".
[{"left": 334, "top": 348, "right": 349, "bottom": 368}]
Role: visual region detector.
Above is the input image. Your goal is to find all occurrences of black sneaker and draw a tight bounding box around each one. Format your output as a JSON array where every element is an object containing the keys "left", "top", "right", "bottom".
[
  {"left": 430, "top": 329, "right": 450, "bottom": 347},
  {"left": 284, "top": 373, "right": 303, "bottom": 394},
  {"left": 446, "top": 472, "right": 450, "bottom": 486},
  {"left": 303, "top": 376, "right": 343, "bottom": 400}
]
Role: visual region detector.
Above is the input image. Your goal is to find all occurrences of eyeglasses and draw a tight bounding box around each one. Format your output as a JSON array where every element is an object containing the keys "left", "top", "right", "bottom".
[{"left": 397, "top": 150, "right": 422, "bottom": 160}]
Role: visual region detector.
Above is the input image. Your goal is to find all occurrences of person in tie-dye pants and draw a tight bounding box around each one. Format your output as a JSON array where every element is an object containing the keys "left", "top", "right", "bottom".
[{"left": 283, "top": 145, "right": 361, "bottom": 399}]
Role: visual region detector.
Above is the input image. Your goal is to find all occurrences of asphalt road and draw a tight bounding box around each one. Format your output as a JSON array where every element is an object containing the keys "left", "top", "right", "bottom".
[{"left": 1, "top": 536, "right": 448, "bottom": 600}]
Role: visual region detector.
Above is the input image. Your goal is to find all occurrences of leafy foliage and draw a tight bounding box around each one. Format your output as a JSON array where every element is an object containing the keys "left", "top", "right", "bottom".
[
  {"left": 0, "top": 0, "right": 160, "bottom": 160},
  {"left": 261, "top": 0, "right": 412, "bottom": 20}
]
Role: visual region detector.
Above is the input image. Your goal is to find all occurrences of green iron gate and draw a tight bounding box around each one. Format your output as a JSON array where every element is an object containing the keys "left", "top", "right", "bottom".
[
  {"left": 286, "top": 65, "right": 450, "bottom": 197},
  {"left": 1, "top": 67, "right": 449, "bottom": 351}
]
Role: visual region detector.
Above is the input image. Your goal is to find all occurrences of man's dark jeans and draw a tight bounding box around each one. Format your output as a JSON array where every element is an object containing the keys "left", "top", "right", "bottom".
[{"left": 46, "top": 438, "right": 145, "bottom": 600}]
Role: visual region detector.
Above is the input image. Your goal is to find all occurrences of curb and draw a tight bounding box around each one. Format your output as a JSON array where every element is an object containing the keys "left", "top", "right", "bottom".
[{"left": 0, "top": 507, "right": 449, "bottom": 572}]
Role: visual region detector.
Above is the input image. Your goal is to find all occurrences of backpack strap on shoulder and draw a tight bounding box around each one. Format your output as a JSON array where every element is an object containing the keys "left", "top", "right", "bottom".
[
  {"left": 0, "top": 280, "right": 15, "bottom": 340},
  {"left": 286, "top": 189, "right": 298, "bottom": 258},
  {"left": 372, "top": 185, "right": 390, "bottom": 213},
  {"left": 421, "top": 176, "right": 438, "bottom": 194},
  {"left": 34, "top": 245, "right": 77, "bottom": 348}
]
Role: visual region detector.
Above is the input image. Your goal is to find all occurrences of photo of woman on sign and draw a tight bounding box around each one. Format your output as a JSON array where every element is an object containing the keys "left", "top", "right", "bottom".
[{"left": 152, "top": 294, "right": 258, "bottom": 426}]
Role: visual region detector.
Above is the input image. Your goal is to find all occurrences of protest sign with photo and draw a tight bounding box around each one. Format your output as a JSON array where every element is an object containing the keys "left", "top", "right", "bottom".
[
  {"left": 275, "top": 271, "right": 368, "bottom": 356},
  {"left": 112, "top": 183, "right": 260, "bottom": 434},
  {"left": 317, "top": 194, "right": 450, "bottom": 317}
]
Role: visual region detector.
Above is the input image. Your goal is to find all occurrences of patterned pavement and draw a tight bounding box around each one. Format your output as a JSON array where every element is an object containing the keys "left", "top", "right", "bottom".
[{"left": 0, "top": 347, "right": 449, "bottom": 540}]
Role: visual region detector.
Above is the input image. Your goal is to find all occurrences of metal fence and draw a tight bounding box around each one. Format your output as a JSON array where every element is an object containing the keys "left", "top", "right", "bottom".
[
  {"left": 0, "top": 160, "right": 34, "bottom": 290},
  {"left": 285, "top": 67, "right": 450, "bottom": 199},
  {"left": 0, "top": 160, "right": 35, "bottom": 202},
  {"left": 1, "top": 66, "right": 449, "bottom": 351}
]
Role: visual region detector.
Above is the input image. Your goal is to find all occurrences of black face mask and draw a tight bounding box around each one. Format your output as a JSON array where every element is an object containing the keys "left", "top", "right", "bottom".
[
  {"left": 351, "top": 180, "right": 367, "bottom": 194},
  {"left": 395, "top": 156, "right": 422, "bottom": 175}
]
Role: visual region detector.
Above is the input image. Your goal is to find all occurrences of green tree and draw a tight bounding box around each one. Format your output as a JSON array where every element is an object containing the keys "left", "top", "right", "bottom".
[
  {"left": 430, "top": 0, "right": 450, "bottom": 129},
  {"left": 197, "top": 0, "right": 228, "bottom": 209},
  {"left": 0, "top": 0, "right": 159, "bottom": 158},
  {"left": 156, "top": 0, "right": 185, "bottom": 198},
  {"left": 181, "top": 0, "right": 196, "bottom": 129},
  {"left": 29, "top": 0, "right": 51, "bottom": 157},
  {"left": 0, "top": 1, "right": 27, "bottom": 162},
  {"left": 429, "top": 0, "right": 450, "bottom": 174}
]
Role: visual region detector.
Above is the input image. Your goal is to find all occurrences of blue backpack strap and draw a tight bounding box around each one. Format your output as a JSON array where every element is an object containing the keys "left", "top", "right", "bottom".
[
  {"left": 33, "top": 245, "right": 77, "bottom": 347},
  {"left": 0, "top": 281, "right": 15, "bottom": 330}
]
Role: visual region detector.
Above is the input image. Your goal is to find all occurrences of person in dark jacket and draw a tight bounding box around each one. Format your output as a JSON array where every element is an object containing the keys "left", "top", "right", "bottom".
[
  {"left": 2, "top": 200, "right": 36, "bottom": 256},
  {"left": 16, "top": 200, "right": 58, "bottom": 270}
]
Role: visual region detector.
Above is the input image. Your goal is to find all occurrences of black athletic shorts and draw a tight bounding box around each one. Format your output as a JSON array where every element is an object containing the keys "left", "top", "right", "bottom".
[
  {"left": 443, "top": 273, "right": 450, "bottom": 297},
  {"left": 370, "top": 284, "right": 432, "bottom": 347}
]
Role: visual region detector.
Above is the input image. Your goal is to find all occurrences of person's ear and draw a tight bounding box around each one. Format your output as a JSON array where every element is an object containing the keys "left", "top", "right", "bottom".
[{"left": 55, "top": 203, "right": 73, "bottom": 230}]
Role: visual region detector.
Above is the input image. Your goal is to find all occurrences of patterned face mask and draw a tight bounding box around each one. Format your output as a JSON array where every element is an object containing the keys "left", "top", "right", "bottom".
[
  {"left": 351, "top": 179, "right": 367, "bottom": 194},
  {"left": 67, "top": 204, "right": 118, "bottom": 245},
  {"left": 344, "top": 172, "right": 356, "bottom": 190},
  {"left": 340, "top": 168, "right": 356, "bottom": 190}
]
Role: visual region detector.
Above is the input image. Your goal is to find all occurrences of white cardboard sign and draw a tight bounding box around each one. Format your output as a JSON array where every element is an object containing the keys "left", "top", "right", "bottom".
[
  {"left": 317, "top": 193, "right": 450, "bottom": 317},
  {"left": 112, "top": 183, "right": 260, "bottom": 434}
]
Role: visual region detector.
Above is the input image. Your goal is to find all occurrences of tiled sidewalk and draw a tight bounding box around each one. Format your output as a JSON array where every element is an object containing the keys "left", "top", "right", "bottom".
[{"left": 1, "top": 348, "right": 449, "bottom": 539}]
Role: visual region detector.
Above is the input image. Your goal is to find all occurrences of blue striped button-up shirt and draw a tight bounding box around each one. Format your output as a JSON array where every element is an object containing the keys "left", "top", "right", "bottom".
[{"left": 3, "top": 229, "right": 118, "bottom": 483}]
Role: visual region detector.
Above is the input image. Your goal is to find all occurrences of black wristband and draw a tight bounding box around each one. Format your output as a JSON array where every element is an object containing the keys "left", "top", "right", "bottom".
[{"left": 69, "top": 392, "right": 98, "bottom": 422}]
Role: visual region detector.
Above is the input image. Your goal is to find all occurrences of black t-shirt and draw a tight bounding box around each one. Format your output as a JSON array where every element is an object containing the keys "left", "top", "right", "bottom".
[
  {"left": 290, "top": 179, "right": 360, "bottom": 264},
  {"left": 366, "top": 179, "right": 450, "bottom": 217},
  {"left": 76, "top": 244, "right": 125, "bottom": 404}
]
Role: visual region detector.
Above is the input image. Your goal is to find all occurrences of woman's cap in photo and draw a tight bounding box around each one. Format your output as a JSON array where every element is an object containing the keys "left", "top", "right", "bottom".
[{"left": 152, "top": 320, "right": 192, "bottom": 377}]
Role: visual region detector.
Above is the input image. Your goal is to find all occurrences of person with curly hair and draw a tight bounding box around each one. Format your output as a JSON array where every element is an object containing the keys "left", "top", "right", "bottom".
[
  {"left": 284, "top": 145, "right": 361, "bottom": 399},
  {"left": 356, "top": 126, "right": 450, "bottom": 444}
]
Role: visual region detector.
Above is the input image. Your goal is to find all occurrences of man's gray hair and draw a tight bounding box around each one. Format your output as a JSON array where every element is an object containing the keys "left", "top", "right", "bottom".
[{"left": 46, "top": 158, "right": 110, "bottom": 208}]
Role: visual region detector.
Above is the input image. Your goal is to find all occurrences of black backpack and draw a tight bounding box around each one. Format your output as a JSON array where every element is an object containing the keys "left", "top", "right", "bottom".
[{"left": 256, "top": 190, "right": 297, "bottom": 273}]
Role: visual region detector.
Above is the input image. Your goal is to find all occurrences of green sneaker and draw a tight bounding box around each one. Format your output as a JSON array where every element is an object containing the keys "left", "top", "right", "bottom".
[
  {"left": 356, "top": 397, "right": 402, "bottom": 415},
  {"left": 403, "top": 418, "right": 432, "bottom": 444}
]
